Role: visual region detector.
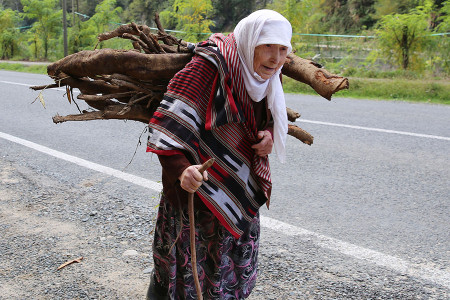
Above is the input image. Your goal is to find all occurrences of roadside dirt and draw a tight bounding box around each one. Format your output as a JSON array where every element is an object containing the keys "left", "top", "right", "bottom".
[
  {"left": 0, "top": 159, "right": 153, "bottom": 299},
  {"left": 1, "top": 155, "right": 447, "bottom": 299}
]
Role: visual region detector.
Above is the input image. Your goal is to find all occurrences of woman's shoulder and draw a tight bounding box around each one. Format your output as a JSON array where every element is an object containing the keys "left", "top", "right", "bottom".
[
  {"left": 166, "top": 54, "right": 218, "bottom": 100},
  {"left": 180, "top": 54, "right": 218, "bottom": 80}
]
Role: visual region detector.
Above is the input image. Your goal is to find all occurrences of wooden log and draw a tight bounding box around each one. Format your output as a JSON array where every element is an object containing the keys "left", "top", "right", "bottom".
[
  {"left": 282, "top": 54, "right": 349, "bottom": 100},
  {"left": 122, "top": 33, "right": 152, "bottom": 54},
  {"left": 110, "top": 78, "right": 154, "bottom": 94},
  {"left": 46, "top": 50, "right": 347, "bottom": 100},
  {"left": 132, "top": 41, "right": 142, "bottom": 52},
  {"left": 46, "top": 49, "right": 348, "bottom": 102},
  {"left": 50, "top": 74, "right": 129, "bottom": 96},
  {"left": 52, "top": 104, "right": 152, "bottom": 124},
  {"left": 30, "top": 83, "right": 60, "bottom": 91},
  {"left": 286, "top": 107, "right": 301, "bottom": 122},
  {"left": 159, "top": 44, "right": 178, "bottom": 53},
  {"left": 34, "top": 21, "right": 349, "bottom": 148},
  {"left": 130, "top": 22, "right": 165, "bottom": 54},
  {"left": 155, "top": 13, "right": 174, "bottom": 46},
  {"left": 97, "top": 23, "right": 151, "bottom": 42},
  {"left": 77, "top": 91, "right": 136, "bottom": 102},
  {"left": 47, "top": 49, "right": 193, "bottom": 81},
  {"left": 288, "top": 124, "right": 313, "bottom": 145}
]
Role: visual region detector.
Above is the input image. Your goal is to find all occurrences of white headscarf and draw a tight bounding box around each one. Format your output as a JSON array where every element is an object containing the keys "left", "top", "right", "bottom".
[{"left": 234, "top": 9, "right": 292, "bottom": 163}]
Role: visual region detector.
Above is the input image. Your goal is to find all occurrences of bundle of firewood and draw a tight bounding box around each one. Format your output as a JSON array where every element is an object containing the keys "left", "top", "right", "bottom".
[{"left": 31, "top": 14, "right": 348, "bottom": 145}]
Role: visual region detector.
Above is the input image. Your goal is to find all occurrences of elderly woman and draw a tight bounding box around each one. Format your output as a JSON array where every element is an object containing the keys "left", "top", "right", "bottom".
[{"left": 146, "top": 9, "right": 292, "bottom": 300}]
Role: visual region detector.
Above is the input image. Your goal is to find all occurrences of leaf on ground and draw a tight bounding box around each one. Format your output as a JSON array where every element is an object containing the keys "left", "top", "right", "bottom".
[{"left": 38, "top": 93, "right": 45, "bottom": 109}]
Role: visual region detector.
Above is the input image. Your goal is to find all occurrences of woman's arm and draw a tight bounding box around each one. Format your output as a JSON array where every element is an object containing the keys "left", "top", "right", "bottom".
[
  {"left": 158, "top": 154, "right": 191, "bottom": 184},
  {"left": 158, "top": 154, "right": 208, "bottom": 193}
]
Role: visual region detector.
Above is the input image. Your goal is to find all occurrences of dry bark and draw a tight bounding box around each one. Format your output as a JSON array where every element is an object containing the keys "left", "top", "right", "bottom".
[
  {"left": 77, "top": 91, "right": 136, "bottom": 102},
  {"left": 283, "top": 54, "right": 349, "bottom": 100},
  {"left": 32, "top": 19, "right": 349, "bottom": 146},
  {"left": 286, "top": 107, "right": 301, "bottom": 122},
  {"left": 47, "top": 50, "right": 193, "bottom": 81},
  {"left": 97, "top": 24, "right": 151, "bottom": 42},
  {"left": 52, "top": 103, "right": 153, "bottom": 124},
  {"left": 288, "top": 124, "right": 314, "bottom": 145}
]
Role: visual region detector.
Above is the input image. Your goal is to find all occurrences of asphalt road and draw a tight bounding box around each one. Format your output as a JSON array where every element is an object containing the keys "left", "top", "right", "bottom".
[{"left": 1, "top": 70, "right": 449, "bottom": 299}]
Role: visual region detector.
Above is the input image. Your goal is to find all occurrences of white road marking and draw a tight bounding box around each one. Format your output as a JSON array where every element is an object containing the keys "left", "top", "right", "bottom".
[
  {"left": 0, "top": 132, "right": 162, "bottom": 191},
  {"left": 260, "top": 216, "right": 450, "bottom": 289},
  {"left": 0, "top": 80, "right": 68, "bottom": 92},
  {"left": 2, "top": 79, "right": 449, "bottom": 141},
  {"left": 0, "top": 80, "right": 35, "bottom": 87},
  {"left": 1, "top": 131, "right": 449, "bottom": 289},
  {"left": 298, "top": 119, "right": 450, "bottom": 141}
]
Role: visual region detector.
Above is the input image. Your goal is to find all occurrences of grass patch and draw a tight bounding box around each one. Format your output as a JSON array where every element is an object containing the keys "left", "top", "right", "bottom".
[
  {"left": 283, "top": 76, "right": 450, "bottom": 105},
  {"left": 1, "top": 61, "right": 448, "bottom": 105},
  {"left": 0, "top": 62, "right": 48, "bottom": 75}
]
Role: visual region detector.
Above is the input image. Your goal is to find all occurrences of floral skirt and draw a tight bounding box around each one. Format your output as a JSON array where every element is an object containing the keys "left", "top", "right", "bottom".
[{"left": 152, "top": 195, "right": 260, "bottom": 300}]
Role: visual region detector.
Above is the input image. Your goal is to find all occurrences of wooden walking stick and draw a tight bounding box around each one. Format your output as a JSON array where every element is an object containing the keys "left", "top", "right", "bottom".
[{"left": 189, "top": 158, "right": 215, "bottom": 300}]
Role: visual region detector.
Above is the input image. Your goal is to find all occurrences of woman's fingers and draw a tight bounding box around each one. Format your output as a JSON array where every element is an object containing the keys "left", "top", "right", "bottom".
[
  {"left": 181, "top": 179, "right": 199, "bottom": 193},
  {"left": 251, "top": 130, "right": 273, "bottom": 157},
  {"left": 179, "top": 165, "right": 209, "bottom": 193},
  {"left": 257, "top": 131, "right": 265, "bottom": 140}
]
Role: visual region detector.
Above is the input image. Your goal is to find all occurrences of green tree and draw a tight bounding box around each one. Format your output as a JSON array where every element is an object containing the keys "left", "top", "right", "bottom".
[
  {"left": 371, "top": 0, "right": 445, "bottom": 22},
  {"left": 211, "top": 0, "right": 256, "bottom": 31},
  {"left": 0, "top": 0, "right": 23, "bottom": 11},
  {"left": 22, "top": 0, "right": 62, "bottom": 59},
  {"left": 79, "top": 0, "right": 123, "bottom": 49},
  {"left": 318, "top": 0, "right": 376, "bottom": 33},
  {"left": 78, "top": 0, "right": 101, "bottom": 17},
  {"left": 21, "top": 0, "right": 62, "bottom": 59},
  {"left": 375, "top": 1, "right": 432, "bottom": 69},
  {"left": 123, "top": 0, "right": 167, "bottom": 25},
  {"left": 168, "top": 0, "right": 214, "bottom": 42},
  {"left": 348, "top": 0, "right": 378, "bottom": 29},
  {"left": 88, "top": 0, "right": 122, "bottom": 34},
  {"left": 436, "top": 0, "right": 450, "bottom": 31},
  {"left": 268, "top": 0, "right": 304, "bottom": 31},
  {"left": 373, "top": 0, "right": 420, "bottom": 17},
  {"left": 0, "top": 8, "right": 21, "bottom": 58},
  {"left": 432, "top": 0, "right": 450, "bottom": 73},
  {"left": 267, "top": 0, "right": 328, "bottom": 58},
  {"left": 75, "top": 0, "right": 128, "bottom": 16},
  {"left": 268, "top": 0, "right": 326, "bottom": 33}
]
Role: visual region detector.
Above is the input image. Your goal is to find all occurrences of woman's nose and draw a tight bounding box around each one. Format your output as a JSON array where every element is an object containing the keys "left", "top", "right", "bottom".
[{"left": 270, "top": 49, "right": 280, "bottom": 63}]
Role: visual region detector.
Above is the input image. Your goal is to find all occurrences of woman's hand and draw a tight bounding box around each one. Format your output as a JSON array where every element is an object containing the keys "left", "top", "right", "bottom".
[
  {"left": 251, "top": 130, "right": 273, "bottom": 157},
  {"left": 179, "top": 165, "right": 209, "bottom": 193}
]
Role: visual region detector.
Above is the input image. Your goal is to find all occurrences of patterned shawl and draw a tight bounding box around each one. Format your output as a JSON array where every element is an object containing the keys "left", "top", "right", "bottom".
[{"left": 147, "top": 33, "right": 271, "bottom": 238}]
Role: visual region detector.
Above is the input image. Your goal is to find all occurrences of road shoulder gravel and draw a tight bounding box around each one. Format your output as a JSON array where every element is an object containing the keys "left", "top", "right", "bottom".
[{"left": 1, "top": 155, "right": 448, "bottom": 299}]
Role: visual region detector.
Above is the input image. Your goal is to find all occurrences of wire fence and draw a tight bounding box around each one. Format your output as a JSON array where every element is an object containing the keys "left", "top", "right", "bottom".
[
  {"left": 160, "top": 26, "right": 449, "bottom": 75},
  {"left": 292, "top": 33, "right": 449, "bottom": 76},
  {"left": 10, "top": 11, "right": 450, "bottom": 76}
]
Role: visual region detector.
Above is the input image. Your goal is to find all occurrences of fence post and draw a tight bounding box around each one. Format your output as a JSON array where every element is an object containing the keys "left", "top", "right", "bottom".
[{"left": 63, "top": 0, "right": 68, "bottom": 57}]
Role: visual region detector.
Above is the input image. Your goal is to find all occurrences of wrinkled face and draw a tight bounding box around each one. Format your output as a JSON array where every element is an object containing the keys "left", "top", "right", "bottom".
[{"left": 253, "top": 44, "right": 288, "bottom": 80}]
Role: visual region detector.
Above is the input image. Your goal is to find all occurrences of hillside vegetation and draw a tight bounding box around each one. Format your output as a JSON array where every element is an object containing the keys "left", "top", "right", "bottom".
[{"left": 1, "top": 0, "right": 449, "bottom": 102}]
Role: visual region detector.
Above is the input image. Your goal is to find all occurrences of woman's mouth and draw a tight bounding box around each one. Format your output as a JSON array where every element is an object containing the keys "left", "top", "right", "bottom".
[{"left": 263, "top": 66, "right": 275, "bottom": 71}]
